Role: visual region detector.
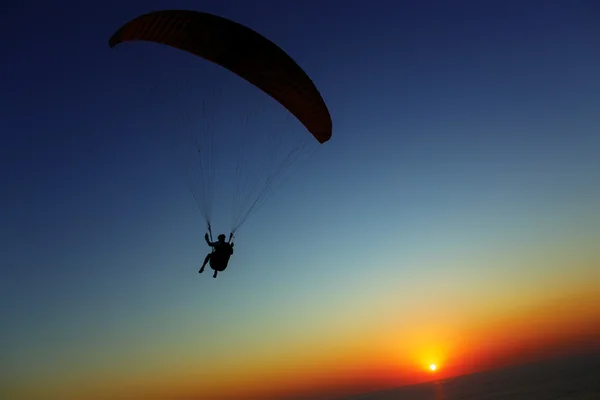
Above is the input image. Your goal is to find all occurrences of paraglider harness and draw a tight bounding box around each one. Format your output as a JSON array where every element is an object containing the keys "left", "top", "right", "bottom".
[{"left": 207, "top": 224, "right": 234, "bottom": 272}]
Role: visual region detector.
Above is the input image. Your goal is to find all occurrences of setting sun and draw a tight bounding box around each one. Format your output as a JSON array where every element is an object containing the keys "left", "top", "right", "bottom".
[{"left": 429, "top": 364, "right": 437, "bottom": 371}]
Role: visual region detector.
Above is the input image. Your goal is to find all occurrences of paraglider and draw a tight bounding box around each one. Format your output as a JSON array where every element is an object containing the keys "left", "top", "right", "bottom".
[
  {"left": 109, "top": 10, "right": 332, "bottom": 277},
  {"left": 200, "top": 232, "right": 234, "bottom": 279}
]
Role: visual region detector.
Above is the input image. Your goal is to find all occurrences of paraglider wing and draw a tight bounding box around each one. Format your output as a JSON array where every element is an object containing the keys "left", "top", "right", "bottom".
[{"left": 109, "top": 9, "right": 332, "bottom": 143}]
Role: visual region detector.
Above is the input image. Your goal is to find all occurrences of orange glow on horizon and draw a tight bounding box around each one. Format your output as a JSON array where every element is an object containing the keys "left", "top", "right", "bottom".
[{"left": 13, "top": 268, "right": 599, "bottom": 400}]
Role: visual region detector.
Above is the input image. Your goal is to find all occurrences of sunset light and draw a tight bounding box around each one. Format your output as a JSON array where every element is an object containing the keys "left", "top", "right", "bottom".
[{"left": 4, "top": 3, "right": 600, "bottom": 400}]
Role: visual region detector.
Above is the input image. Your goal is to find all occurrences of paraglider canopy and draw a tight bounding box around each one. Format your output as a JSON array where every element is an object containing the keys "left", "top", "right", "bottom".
[
  {"left": 109, "top": 9, "right": 332, "bottom": 144},
  {"left": 109, "top": 9, "right": 332, "bottom": 236}
]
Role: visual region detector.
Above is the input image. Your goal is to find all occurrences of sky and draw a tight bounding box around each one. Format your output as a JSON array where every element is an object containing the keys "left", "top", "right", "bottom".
[{"left": 2, "top": 0, "right": 600, "bottom": 399}]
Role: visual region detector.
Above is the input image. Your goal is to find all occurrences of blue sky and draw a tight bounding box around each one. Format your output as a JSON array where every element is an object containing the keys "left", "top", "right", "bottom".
[{"left": 2, "top": 1, "right": 600, "bottom": 399}]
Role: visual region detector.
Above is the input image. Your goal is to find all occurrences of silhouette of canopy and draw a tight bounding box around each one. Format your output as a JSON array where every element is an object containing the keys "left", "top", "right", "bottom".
[{"left": 109, "top": 9, "right": 332, "bottom": 143}]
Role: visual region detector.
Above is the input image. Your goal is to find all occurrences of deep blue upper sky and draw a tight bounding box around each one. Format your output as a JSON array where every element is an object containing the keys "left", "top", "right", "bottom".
[{"left": 2, "top": 1, "right": 600, "bottom": 397}]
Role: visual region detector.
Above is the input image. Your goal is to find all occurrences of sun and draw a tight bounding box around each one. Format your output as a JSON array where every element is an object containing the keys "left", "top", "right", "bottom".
[{"left": 429, "top": 364, "right": 437, "bottom": 371}]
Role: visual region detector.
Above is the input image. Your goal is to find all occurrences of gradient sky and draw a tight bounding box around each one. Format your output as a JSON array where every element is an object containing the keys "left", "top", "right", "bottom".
[{"left": 2, "top": 1, "right": 600, "bottom": 399}]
